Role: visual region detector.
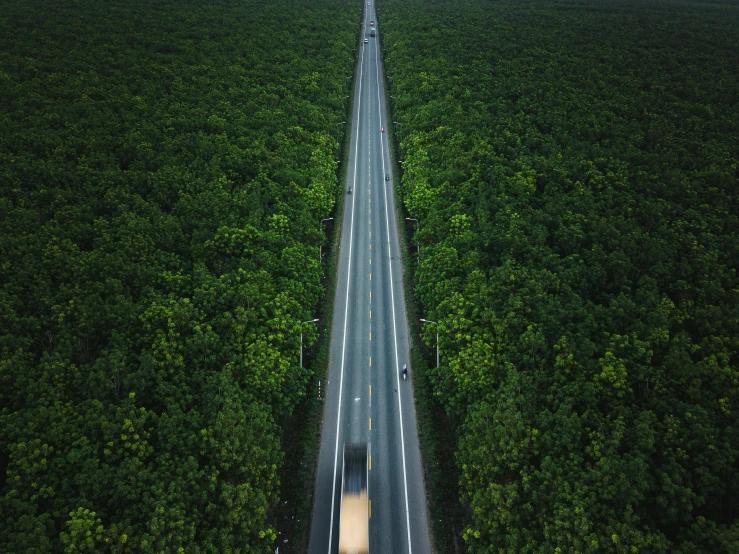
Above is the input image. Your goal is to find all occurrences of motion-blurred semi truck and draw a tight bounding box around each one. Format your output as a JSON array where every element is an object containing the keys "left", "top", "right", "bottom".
[{"left": 339, "top": 444, "right": 369, "bottom": 554}]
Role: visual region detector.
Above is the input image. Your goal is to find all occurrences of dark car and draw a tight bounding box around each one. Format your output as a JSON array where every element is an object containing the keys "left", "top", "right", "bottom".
[{"left": 348, "top": 186, "right": 352, "bottom": 194}]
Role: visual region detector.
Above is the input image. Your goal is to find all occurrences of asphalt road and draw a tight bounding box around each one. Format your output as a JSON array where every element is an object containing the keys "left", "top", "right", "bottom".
[{"left": 307, "top": 3, "right": 432, "bottom": 553}]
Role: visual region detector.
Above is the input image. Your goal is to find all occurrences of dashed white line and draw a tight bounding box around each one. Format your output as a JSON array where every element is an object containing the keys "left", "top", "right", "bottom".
[{"left": 326, "top": 8, "right": 369, "bottom": 551}]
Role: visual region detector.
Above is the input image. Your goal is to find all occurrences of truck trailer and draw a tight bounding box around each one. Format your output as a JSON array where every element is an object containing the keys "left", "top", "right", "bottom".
[{"left": 339, "top": 444, "right": 369, "bottom": 554}]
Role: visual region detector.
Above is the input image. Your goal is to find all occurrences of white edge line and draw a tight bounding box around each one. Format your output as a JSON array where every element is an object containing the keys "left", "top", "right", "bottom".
[
  {"left": 373, "top": 25, "right": 414, "bottom": 554},
  {"left": 326, "top": 6, "right": 367, "bottom": 553}
]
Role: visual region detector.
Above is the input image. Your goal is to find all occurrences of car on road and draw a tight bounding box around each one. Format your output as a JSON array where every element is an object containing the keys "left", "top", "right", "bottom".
[
  {"left": 364, "top": 39, "right": 368, "bottom": 43},
  {"left": 348, "top": 186, "right": 352, "bottom": 194},
  {"left": 385, "top": 173, "right": 389, "bottom": 181}
]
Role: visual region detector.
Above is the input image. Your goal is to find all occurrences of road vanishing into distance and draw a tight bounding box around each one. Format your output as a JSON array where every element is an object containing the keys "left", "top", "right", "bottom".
[{"left": 307, "top": 2, "right": 432, "bottom": 553}]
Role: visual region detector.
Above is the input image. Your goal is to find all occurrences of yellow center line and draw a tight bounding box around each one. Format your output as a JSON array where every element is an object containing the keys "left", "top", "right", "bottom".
[
  {"left": 369, "top": 332, "right": 372, "bottom": 340},
  {"left": 369, "top": 356, "right": 372, "bottom": 365},
  {"left": 369, "top": 385, "right": 372, "bottom": 396},
  {"left": 369, "top": 500, "right": 372, "bottom": 518},
  {"left": 369, "top": 418, "right": 372, "bottom": 430}
]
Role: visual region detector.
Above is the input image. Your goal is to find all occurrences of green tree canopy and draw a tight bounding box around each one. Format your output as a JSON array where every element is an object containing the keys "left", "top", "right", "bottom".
[
  {"left": 0, "top": 0, "right": 357, "bottom": 551},
  {"left": 380, "top": 0, "right": 739, "bottom": 551}
]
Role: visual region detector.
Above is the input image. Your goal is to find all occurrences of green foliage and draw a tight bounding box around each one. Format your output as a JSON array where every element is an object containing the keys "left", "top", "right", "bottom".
[
  {"left": 380, "top": 0, "right": 739, "bottom": 551},
  {"left": 60, "top": 508, "right": 105, "bottom": 553},
  {"left": 0, "top": 0, "right": 357, "bottom": 551}
]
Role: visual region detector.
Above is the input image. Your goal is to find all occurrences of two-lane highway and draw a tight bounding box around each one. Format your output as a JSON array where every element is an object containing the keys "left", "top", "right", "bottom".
[{"left": 308, "top": 2, "right": 432, "bottom": 553}]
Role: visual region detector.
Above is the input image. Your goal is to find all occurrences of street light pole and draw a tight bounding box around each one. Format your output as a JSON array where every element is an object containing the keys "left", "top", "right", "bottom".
[
  {"left": 334, "top": 121, "right": 346, "bottom": 142},
  {"left": 406, "top": 217, "right": 419, "bottom": 259},
  {"left": 320, "top": 218, "right": 333, "bottom": 262},
  {"left": 420, "top": 318, "right": 438, "bottom": 369},
  {"left": 300, "top": 318, "right": 319, "bottom": 368}
]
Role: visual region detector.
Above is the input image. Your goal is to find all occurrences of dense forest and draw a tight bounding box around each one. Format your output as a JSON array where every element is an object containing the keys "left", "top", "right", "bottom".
[
  {"left": 380, "top": 0, "right": 739, "bottom": 551},
  {"left": 0, "top": 0, "right": 356, "bottom": 551}
]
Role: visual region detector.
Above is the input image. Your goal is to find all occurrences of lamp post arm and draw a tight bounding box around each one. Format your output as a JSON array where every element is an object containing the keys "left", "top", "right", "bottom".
[
  {"left": 420, "top": 318, "right": 439, "bottom": 369},
  {"left": 300, "top": 319, "right": 319, "bottom": 368}
]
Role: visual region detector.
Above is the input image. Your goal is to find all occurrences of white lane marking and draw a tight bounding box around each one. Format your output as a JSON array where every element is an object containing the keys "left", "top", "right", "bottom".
[
  {"left": 373, "top": 33, "right": 414, "bottom": 554},
  {"left": 327, "top": 8, "right": 368, "bottom": 552}
]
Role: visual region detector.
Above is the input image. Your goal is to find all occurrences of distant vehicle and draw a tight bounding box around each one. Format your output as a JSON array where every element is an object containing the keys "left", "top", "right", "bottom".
[
  {"left": 339, "top": 444, "right": 369, "bottom": 554},
  {"left": 364, "top": 39, "right": 368, "bottom": 43},
  {"left": 370, "top": 22, "right": 374, "bottom": 27},
  {"left": 381, "top": 126, "right": 384, "bottom": 132},
  {"left": 348, "top": 186, "right": 352, "bottom": 194},
  {"left": 370, "top": 29, "right": 375, "bottom": 37},
  {"left": 385, "top": 173, "right": 389, "bottom": 181}
]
